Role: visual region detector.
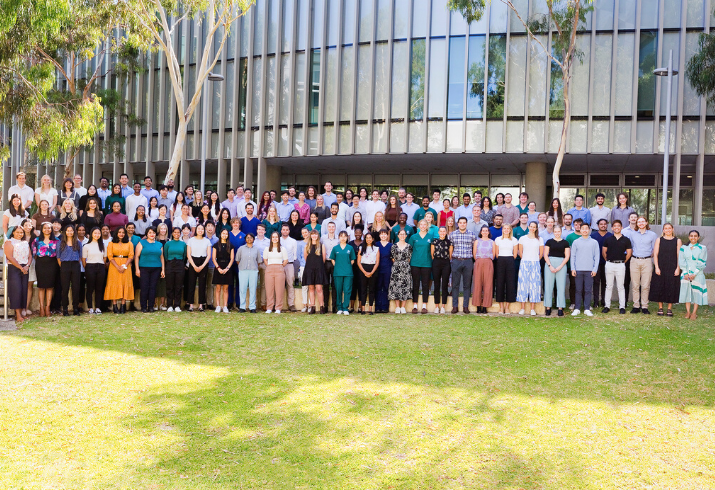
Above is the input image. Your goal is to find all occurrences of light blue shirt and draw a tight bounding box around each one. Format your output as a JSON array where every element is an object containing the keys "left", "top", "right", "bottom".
[
  {"left": 629, "top": 229, "right": 658, "bottom": 257},
  {"left": 97, "top": 188, "right": 112, "bottom": 208},
  {"left": 567, "top": 207, "right": 591, "bottom": 225},
  {"left": 570, "top": 236, "right": 600, "bottom": 273},
  {"left": 321, "top": 192, "right": 337, "bottom": 208},
  {"left": 274, "top": 201, "right": 295, "bottom": 222},
  {"left": 120, "top": 185, "right": 133, "bottom": 198},
  {"left": 454, "top": 204, "right": 475, "bottom": 221},
  {"left": 141, "top": 188, "right": 160, "bottom": 202},
  {"left": 400, "top": 202, "right": 420, "bottom": 227}
]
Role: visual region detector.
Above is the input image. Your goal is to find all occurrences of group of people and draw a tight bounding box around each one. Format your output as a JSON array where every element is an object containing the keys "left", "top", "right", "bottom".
[{"left": 3, "top": 171, "right": 709, "bottom": 323}]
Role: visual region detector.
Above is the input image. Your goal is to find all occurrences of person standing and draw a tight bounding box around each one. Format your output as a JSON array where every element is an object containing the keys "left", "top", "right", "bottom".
[
  {"left": 321, "top": 181, "right": 337, "bottom": 208},
  {"left": 453, "top": 193, "right": 474, "bottom": 222},
  {"left": 4, "top": 226, "right": 31, "bottom": 323},
  {"left": 430, "top": 226, "right": 452, "bottom": 314},
  {"left": 413, "top": 196, "right": 438, "bottom": 225},
  {"left": 321, "top": 222, "right": 339, "bottom": 313},
  {"left": 570, "top": 223, "right": 600, "bottom": 316},
  {"left": 516, "top": 222, "right": 544, "bottom": 316},
  {"left": 494, "top": 224, "right": 518, "bottom": 314},
  {"left": 140, "top": 176, "right": 160, "bottom": 202},
  {"left": 105, "top": 227, "right": 135, "bottom": 314},
  {"left": 212, "top": 228, "right": 235, "bottom": 313},
  {"left": 329, "top": 231, "right": 356, "bottom": 315},
  {"left": 262, "top": 232, "right": 288, "bottom": 313},
  {"left": 400, "top": 193, "right": 420, "bottom": 228},
  {"left": 321, "top": 203, "right": 347, "bottom": 237},
  {"left": 34, "top": 174, "right": 58, "bottom": 211},
  {"left": 388, "top": 229, "right": 413, "bottom": 314},
  {"left": 543, "top": 225, "right": 570, "bottom": 316},
  {"left": 163, "top": 227, "right": 187, "bottom": 312},
  {"left": 253, "top": 224, "right": 271, "bottom": 310},
  {"left": 547, "top": 198, "right": 565, "bottom": 226},
  {"left": 280, "top": 223, "right": 299, "bottom": 312},
  {"left": 58, "top": 225, "right": 83, "bottom": 316},
  {"left": 649, "top": 223, "right": 682, "bottom": 316},
  {"left": 8, "top": 171, "right": 35, "bottom": 210},
  {"left": 601, "top": 220, "right": 632, "bottom": 315},
  {"left": 375, "top": 229, "right": 393, "bottom": 313},
  {"left": 97, "top": 178, "right": 112, "bottom": 208},
  {"left": 82, "top": 227, "right": 107, "bottom": 314},
  {"left": 32, "top": 223, "right": 59, "bottom": 317},
  {"left": 186, "top": 224, "right": 212, "bottom": 312},
  {"left": 357, "top": 232, "right": 380, "bottom": 315},
  {"left": 589, "top": 193, "right": 611, "bottom": 231},
  {"left": 679, "top": 230, "right": 708, "bottom": 320},
  {"left": 472, "top": 225, "right": 495, "bottom": 314},
  {"left": 294, "top": 191, "right": 311, "bottom": 224},
  {"left": 408, "top": 220, "right": 434, "bottom": 314},
  {"left": 449, "top": 217, "right": 477, "bottom": 314},
  {"left": 302, "top": 229, "right": 327, "bottom": 314},
  {"left": 236, "top": 233, "right": 262, "bottom": 313},
  {"left": 365, "top": 190, "right": 386, "bottom": 227},
  {"left": 437, "top": 199, "right": 454, "bottom": 227},
  {"left": 500, "top": 193, "right": 520, "bottom": 228},
  {"left": 390, "top": 213, "right": 414, "bottom": 243},
  {"left": 135, "top": 227, "right": 165, "bottom": 313},
  {"left": 610, "top": 193, "right": 635, "bottom": 226},
  {"left": 488, "top": 215, "right": 504, "bottom": 240},
  {"left": 590, "top": 219, "right": 612, "bottom": 308},
  {"left": 567, "top": 195, "right": 591, "bottom": 227},
  {"left": 428, "top": 190, "right": 443, "bottom": 213},
  {"left": 628, "top": 216, "right": 658, "bottom": 314}
]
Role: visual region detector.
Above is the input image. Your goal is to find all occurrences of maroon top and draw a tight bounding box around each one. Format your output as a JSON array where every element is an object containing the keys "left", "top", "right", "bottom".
[{"left": 104, "top": 212, "right": 128, "bottom": 232}]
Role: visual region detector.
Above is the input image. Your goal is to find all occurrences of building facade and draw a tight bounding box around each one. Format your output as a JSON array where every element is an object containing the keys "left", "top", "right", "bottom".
[{"left": 4, "top": 0, "right": 715, "bottom": 225}]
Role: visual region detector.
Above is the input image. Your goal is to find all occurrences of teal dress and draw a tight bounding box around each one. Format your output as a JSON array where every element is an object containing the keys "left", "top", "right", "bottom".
[
  {"left": 408, "top": 233, "right": 433, "bottom": 268},
  {"left": 329, "top": 243, "right": 357, "bottom": 311}
]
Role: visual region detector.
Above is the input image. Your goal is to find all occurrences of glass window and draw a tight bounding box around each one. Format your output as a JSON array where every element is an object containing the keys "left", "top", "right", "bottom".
[
  {"left": 252, "top": 57, "right": 262, "bottom": 127},
  {"left": 451, "top": 10, "right": 467, "bottom": 36},
  {"left": 571, "top": 34, "right": 590, "bottom": 117},
  {"left": 356, "top": 45, "right": 371, "bottom": 120},
  {"left": 592, "top": 34, "right": 612, "bottom": 117},
  {"left": 528, "top": 35, "right": 547, "bottom": 117},
  {"left": 211, "top": 69, "right": 221, "bottom": 129},
  {"left": 394, "top": 0, "right": 409, "bottom": 39},
  {"left": 549, "top": 50, "right": 564, "bottom": 119},
  {"left": 376, "top": 0, "right": 391, "bottom": 41},
  {"left": 466, "top": 35, "right": 485, "bottom": 119},
  {"left": 282, "top": 0, "right": 294, "bottom": 52},
  {"left": 266, "top": 56, "right": 276, "bottom": 126},
  {"left": 253, "top": 0, "right": 264, "bottom": 55},
  {"left": 686, "top": 0, "right": 704, "bottom": 28},
  {"left": 615, "top": 32, "right": 634, "bottom": 117},
  {"left": 327, "top": 0, "right": 340, "bottom": 46},
  {"left": 431, "top": 1, "right": 448, "bottom": 37},
  {"left": 225, "top": 61, "right": 235, "bottom": 127},
  {"left": 618, "top": 0, "right": 636, "bottom": 29},
  {"left": 487, "top": 35, "right": 506, "bottom": 119},
  {"left": 391, "top": 41, "right": 408, "bottom": 119},
  {"left": 296, "top": 0, "right": 308, "bottom": 51},
  {"left": 595, "top": 0, "right": 614, "bottom": 30},
  {"left": 294, "top": 52, "right": 306, "bottom": 123},
  {"left": 507, "top": 35, "right": 526, "bottom": 117},
  {"left": 447, "top": 37, "right": 466, "bottom": 120},
  {"left": 343, "top": 0, "right": 356, "bottom": 45},
  {"left": 409, "top": 39, "right": 426, "bottom": 120},
  {"left": 509, "top": 0, "right": 528, "bottom": 33},
  {"left": 489, "top": 0, "right": 508, "bottom": 33},
  {"left": 240, "top": 13, "right": 249, "bottom": 57},
  {"left": 373, "top": 44, "right": 390, "bottom": 119},
  {"left": 660, "top": 32, "right": 680, "bottom": 117},
  {"left": 684, "top": 33, "right": 701, "bottom": 116},
  {"left": 153, "top": 72, "right": 160, "bottom": 131},
  {"left": 163, "top": 70, "right": 171, "bottom": 133},
  {"left": 267, "top": 0, "right": 279, "bottom": 54},
  {"left": 340, "top": 46, "right": 354, "bottom": 120},
  {"left": 359, "top": 0, "right": 373, "bottom": 43},
  {"left": 238, "top": 58, "right": 248, "bottom": 130},
  {"left": 227, "top": 20, "right": 237, "bottom": 59},
  {"left": 637, "top": 31, "right": 657, "bottom": 118},
  {"left": 640, "top": 0, "right": 658, "bottom": 29},
  {"left": 279, "top": 54, "right": 291, "bottom": 125},
  {"left": 312, "top": 0, "right": 324, "bottom": 48},
  {"left": 663, "top": 0, "right": 681, "bottom": 29},
  {"left": 324, "top": 48, "right": 338, "bottom": 123},
  {"left": 412, "top": 0, "right": 429, "bottom": 38},
  {"left": 428, "top": 38, "right": 446, "bottom": 118},
  {"left": 309, "top": 50, "right": 320, "bottom": 124}
]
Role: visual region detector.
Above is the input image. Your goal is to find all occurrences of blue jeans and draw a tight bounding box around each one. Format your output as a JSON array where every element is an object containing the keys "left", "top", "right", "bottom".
[
  {"left": 543, "top": 256, "right": 567, "bottom": 308},
  {"left": 239, "top": 270, "right": 258, "bottom": 310}
]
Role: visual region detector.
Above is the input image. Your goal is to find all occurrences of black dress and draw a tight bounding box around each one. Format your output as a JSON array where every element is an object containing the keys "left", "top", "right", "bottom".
[
  {"left": 211, "top": 242, "right": 234, "bottom": 285},
  {"left": 650, "top": 237, "right": 680, "bottom": 304},
  {"left": 302, "top": 245, "right": 327, "bottom": 285}
]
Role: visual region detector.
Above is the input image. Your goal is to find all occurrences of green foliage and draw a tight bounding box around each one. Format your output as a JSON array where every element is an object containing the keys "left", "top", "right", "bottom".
[
  {"left": 409, "top": 39, "right": 426, "bottom": 120},
  {"left": 685, "top": 33, "right": 715, "bottom": 105},
  {"left": 447, "top": 0, "right": 487, "bottom": 24}
]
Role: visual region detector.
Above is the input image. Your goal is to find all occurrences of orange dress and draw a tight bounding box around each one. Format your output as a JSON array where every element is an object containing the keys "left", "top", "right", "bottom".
[{"left": 104, "top": 241, "right": 135, "bottom": 300}]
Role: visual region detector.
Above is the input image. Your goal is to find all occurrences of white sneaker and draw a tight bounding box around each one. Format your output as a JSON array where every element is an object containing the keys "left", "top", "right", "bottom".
[
  {"left": 275, "top": 310, "right": 281, "bottom": 314},
  {"left": 401, "top": 307, "right": 407, "bottom": 314},
  {"left": 301, "top": 307, "right": 306, "bottom": 312},
  {"left": 434, "top": 307, "right": 439, "bottom": 314},
  {"left": 160, "top": 305, "right": 167, "bottom": 311},
  {"left": 584, "top": 309, "right": 593, "bottom": 317},
  {"left": 530, "top": 309, "right": 536, "bottom": 316},
  {"left": 440, "top": 307, "right": 445, "bottom": 314},
  {"left": 569, "top": 304, "right": 575, "bottom": 310},
  {"left": 88, "top": 308, "right": 95, "bottom": 314},
  {"left": 167, "top": 307, "right": 174, "bottom": 312},
  {"left": 265, "top": 309, "right": 272, "bottom": 314},
  {"left": 518, "top": 309, "right": 525, "bottom": 315},
  {"left": 344, "top": 311, "right": 349, "bottom": 316},
  {"left": 337, "top": 310, "right": 344, "bottom": 315},
  {"left": 223, "top": 307, "right": 229, "bottom": 313},
  {"left": 174, "top": 307, "right": 181, "bottom": 312},
  {"left": 571, "top": 309, "right": 581, "bottom": 316},
  {"left": 215, "top": 306, "right": 222, "bottom": 313},
  {"left": 395, "top": 308, "right": 401, "bottom": 314},
  {"left": 96, "top": 309, "right": 102, "bottom": 315}
]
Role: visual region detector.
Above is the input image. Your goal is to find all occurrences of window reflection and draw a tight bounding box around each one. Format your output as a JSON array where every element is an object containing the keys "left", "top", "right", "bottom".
[
  {"left": 410, "top": 39, "right": 426, "bottom": 120},
  {"left": 487, "top": 35, "right": 506, "bottom": 119},
  {"left": 466, "top": 35, "right": 485, "bottom": 119},
  {"left": 309, "top": 50, "right": 321, "bottom": 124},
  {"left": 637, "top": 31, "right": 657, "bottom": 118},
  {"left": 447, "top": 37, "right": 465, "bottom": 120}
]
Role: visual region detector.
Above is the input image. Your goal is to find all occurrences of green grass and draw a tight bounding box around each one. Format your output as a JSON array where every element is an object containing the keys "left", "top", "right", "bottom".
[{"left": 1, "top": 309, "right": 714, "bottom": 489}]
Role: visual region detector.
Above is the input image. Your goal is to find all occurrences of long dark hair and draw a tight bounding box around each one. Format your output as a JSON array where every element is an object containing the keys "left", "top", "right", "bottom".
[
  {"left": 134, "top": 205, "right": 148, "bottom": 222},
  {"left": 359, "top": 230, "right": 375, "bottom": 254},
  {"left": 112, "top": 226, "right": 129, "bottom": 243},
  {"left": 8, "top": 194, "right": 24, "bottom": 217},
  {"left": 547, "top": 198, "right": 564, "bottom": 222},
  {"left": 60, "top": 224, "right": 80, "bottom": 252},
  {"left": 268, "top": 232, "right": 281, "bottom": 252},
  {"left": 87, "top": 226, "right": 105, "bottom": 252}
]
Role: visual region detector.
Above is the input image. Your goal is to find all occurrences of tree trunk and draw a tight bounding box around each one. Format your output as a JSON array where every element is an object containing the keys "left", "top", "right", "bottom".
[
  {"left": 552, "top": 68, "right": 571, "bottom": 199},
  {"left": 165, "top": 118, "right": 188, "bottom": 184},
  {"left": 64, "top": 148, "right": 81, "bottom": 179}
]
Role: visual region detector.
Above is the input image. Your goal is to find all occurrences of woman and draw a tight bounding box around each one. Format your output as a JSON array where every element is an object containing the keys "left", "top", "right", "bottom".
[
  {"left": 408, "top": 220, "right": 433, "bottom": 314},
  {"left": 197, "top": 203, "right": 214, "bottom": 228},
  {"left": 32, "top": 222, "right": 59, "bottom": 317},
  {"left": 154, "top": 223, "right": 170, "bottom": 310},
  {"left": 494, "top": 193, "right": 505, "bottom": 210},
  {"left": 258, "top": 191, "right": 273, "bottom": 220},
  {"left": 147, "top": 196, "right": 160, "bottom": 221},
  {"left": 294, "top": 191, "right": 311, "bottom": 224},
  {"left": 190, "top": 190, "right": 204, "bottom": 218},
  {"left": 472, "top": 225, "right": 495, "bottom": 314},
  {"left": 311, "top": 195, "right": 329, "bottom": 223},
  {"left": 163, "top": 227, "right": 187, "bottom": 312},
  {"left": 357, "top": 232, "right": 380, "bottom": 315},
  {"left": 547, "top": 198, "right": 565, "bottom": 226},
  {"left": 370, "top": 211, "right": 390, "bottom": 242},
  {"left": 526, "top": 201, "right": 539, "bottom": 224},
  {"left": 21, "top": 220, "right": 36, "bottom": 316},
  {"left": 650, "top": 223, "right": 682, "bottom": 316},
  {"left": 329, "top": 231, "right": 357, "bottom": 315},
  {"left": 104, "top": 184, "right": 125, "bottom": 215},
  {"left": 104, "top": 200, "right": 129, "bottom": 232},
  {"left": 543, "top": 225, "right": 570, "bottom": 317},
  {"left": 208, "top": 191, "right": 221, "bottom": 221},
  {"left": 451, "top": 196, "right": 460, "bottom": 212},
  {"left": 375, "top": 229, "right": 393, "bottom": 313},
  {"left": 679, "top": 230, "right": 708, "bottom": 320},
  {"left": 304, "top": 212, "right": 322, "bottom": 234},
  {"left": 481, "top": 197, "right": 496, "bottom": 226},
  {"left": 134, "top": 226, "right": 165, "bottom": 313},
  {"left": 32, "top": 199, "right": 54, "bottom": 232},
  {"left": 302, "top": 229, "right": 327, "bottom": 314},
  {"left": 152, "top": 204, "right": 173, "bottom": 235},
  {"left": 59, "top": 178, "right": 80, "bottom": 210},
  {"left": 431, "top": 226, "right": 452, "bottom": 314},
  {"left": 4, "top": 194, "right": 28, "bottom": 236},
  {"left": 287, "top": 210, "right": 304, "bottom": 241},
  {"left": 494, "top": 223, "right": 518, "bottom": 314},
  {"left": 212, "top": 228, "right": 235, "bottom": 313},
  {"left": 424, "top": 212, "right": 440, "bottom": 239},
  {"left": 611, "top": 192, "right": 635, "bottom": 225},
  {"left": 58, "top": 199, "right": 79, "bottom": 229},
  {"left": 173, "top": 204, "right": 197, "bottom": 235},
  {"left": 358, "top": 187, "right": 369, "bottom": 205},
  {"left": 384, "top": 196, "right": 402, "bottom": 228},
  {"left": 4, "top": 226, "right": 31, "bottom": 323},
  {"left": 80, "top": 197, "right": 104, "bottom": 230},
  {"left": 82, "top": 227, "right": 107, "bottom": 314},
  {"left": 263, "top": 232, "right": 288, "bottom": 314},
  {"left": 35, "top": 174, "right": 58, "bottom": 211},
  {"left": 58, "top": 224, "right": 82, "bottom": 316},
  {"left": 262, "top": 205, "right": 282, "bottom": 238},
  {"left": 215, "top": 208, "right": 232, "bottom": 236},
  {"left": 445, "top": 215, "right": 456, "bottom": 235},
  {"left": 78, "top": 185, "right": 101, "bottom": 215},
  {"left": 346, "top": 212, "right": 364, "bottom": 241},
  {"left": 438, "top": 199, "right": 454, "bottom": 227},
  {"left": 186, "top": 223, "right": 212, "bottom": 312},
  {"left": 171, "top": 192, "right": 186, "bottom": 219},
  {"left": 235, "top": 233, "right": 262, "bottom": 313},
  {"left": 388, "top": 229, "right": 413, "bottom": 314},
  {"left": 516, "top": 221, "right": 544, "bottom": 316}
]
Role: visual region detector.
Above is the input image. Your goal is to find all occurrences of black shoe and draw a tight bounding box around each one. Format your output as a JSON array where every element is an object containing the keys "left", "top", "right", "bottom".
[
  {"left": 63, "top": 309, "right": 69, "bottom": 317},
  {"left": 207, "top": 304, "right": 214, "bottom": 310},
  {"left": 630, "top": 307, "right": 641, "bottom": 314},
  {"left": 113, "top": 305, "right": 119, "bottom": 314},
  {"left": 558, "top": 309, "right": 564, "bottom": 317},
  {"left": 619, "top": 308, "right": 626, "bottom": 314},
  {"left": 141, "top": 308, "right": 148, "bottom": 313},
  {"left": 120, "top": 304, "right": 126, "bottom": 314},
  {"left": 642, "top": 308, "right": 650, "bottom": 314},
  {"left": 369, "top": 311, "right": 374, "bottom": 315},
  {"left": 250, "top": 309, "right": 257, "bottom": 313},
  {"left": 129, "top": 304, "right": 137, "bottom": 312},
  {"left": 73, "top": 310, "right": 81, "bottom": 316},
  {"left": 239, "top": 308, "right": 246, "bottom": 313},
  {"left": 602, "top": 307, "right": 610, "bottom": 314},
  {"left": 545, "top": 308, "right": 551, "bottom": 316}
]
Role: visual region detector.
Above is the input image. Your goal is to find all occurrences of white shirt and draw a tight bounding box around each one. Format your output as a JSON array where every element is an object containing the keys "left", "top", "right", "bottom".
[
  {"left": 75, "top": 186, "right": 87, "bottom": 198},
  {"left": 187, "top": 237, "right": 211, "bottom": 257},
  {"left": 3, "top": 209, "right": 28, "bottom": 229},
  {"left": 364, "top": 200, "right": 386, "bottom": 225},
  {"left": 400, "top": 202, "right": 420, "bottom": 227},
  {"left": 360, "top": 244, "right": 378, "bottom": 265},
  {"left": 173, "top": 215, "right": 197, "bottom": 230},
  {"left": 428, "top": 200, "right": 443, "bottom": 213},
  {"left": 518, "top": 235, "right": 544, "bottom": 261},
  {"left": 125, "top": 194, "right": 149, "bottom": 223},
  {"left": 237, "top": 200, "right": 258, "bottom": 219},
  {"left": 35, "top": 187, "right": 58, "bottom": 206},
  {"left": 336, "top": 201, "right": 350, "bottom": 224},
  {"left": 589, "top": 205, "right": 612, "bottom": 230},
  {"left": 495, "top": 236, "right": 519, "bottom": 257},
  {"left": 263, "top": 246, "right": 288, "bottom": 265},
  {"left": 280, "top": 235, "right": 298, "bottom": 262},
  {"left": 82, "top": 241, "right": 107, "bottom": 264},
  {"left": 321, "top": 217, "right": 347, "bottom": 237},
  {"left": 8, "top": 184, "right": 35, "bottom": 209}
]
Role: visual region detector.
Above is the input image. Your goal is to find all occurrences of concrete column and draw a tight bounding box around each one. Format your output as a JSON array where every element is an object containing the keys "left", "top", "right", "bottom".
[
  {"left": 256, "top": 156, "right": 281, "bottom": 197},
  {"left": 230, "top": 158, "right": 241, "bottom": 190},
  {"left": 144, "top": 160, "right": 156, "bottom": 186},
  {"left": 216, "top": 156, "right": 227, "bottom": 196},
  {"left": 525, "top": 161, "right": 548, "bottom": 211},
  {"left": 179, "top": 159, "right": 190, "bottom": 191},
  {"left": 244, "top": 156, "right": 254, "bottom": 193}
]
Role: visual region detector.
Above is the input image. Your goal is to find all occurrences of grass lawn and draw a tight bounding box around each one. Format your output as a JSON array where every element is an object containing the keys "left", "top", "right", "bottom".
[{"left": 1, "top": 309, "right": 714, "bottom": 489}]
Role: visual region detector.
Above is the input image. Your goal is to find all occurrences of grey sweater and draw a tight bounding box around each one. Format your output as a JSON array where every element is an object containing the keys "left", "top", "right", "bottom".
[{"left": 570, "top": 236, "right": 600, "bottom": 273}]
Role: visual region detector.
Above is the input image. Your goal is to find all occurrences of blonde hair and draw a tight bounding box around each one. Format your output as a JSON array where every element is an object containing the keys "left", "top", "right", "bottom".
[
  {"left": 59, "top": 199, "right": 78, "bottom": 221},
  {"left": 501, "top": 223, "right": 513, "bottom": 239}
]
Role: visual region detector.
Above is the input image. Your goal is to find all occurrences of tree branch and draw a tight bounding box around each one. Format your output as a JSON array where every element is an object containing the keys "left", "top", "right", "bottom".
[{"left": 502, "top": 0, "right": 564, "bottom": 70}]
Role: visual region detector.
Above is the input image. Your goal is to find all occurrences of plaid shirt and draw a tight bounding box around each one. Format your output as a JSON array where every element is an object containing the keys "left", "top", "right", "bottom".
[{"left": 449, "top": 230, "right": 476, "bottom": 259}]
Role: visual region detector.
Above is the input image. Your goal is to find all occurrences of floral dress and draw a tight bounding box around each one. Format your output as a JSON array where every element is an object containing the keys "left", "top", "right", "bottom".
[
  {"left": 679, "top": 243, "right": 708, "bottom": 305},
  {"left": 388, "top": 244, "right": 413, "bottom": 301}
]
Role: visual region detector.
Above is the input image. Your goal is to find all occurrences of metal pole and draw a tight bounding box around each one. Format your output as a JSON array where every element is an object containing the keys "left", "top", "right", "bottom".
[
  {"left": 200, "top": 80, "right": 209, "bottom": 195},
  {"left": 661, "top": 50, "right": 673, "bottom": 225},
  {"left": 3, "top": 261, "right": 7, "bottom": 321}
]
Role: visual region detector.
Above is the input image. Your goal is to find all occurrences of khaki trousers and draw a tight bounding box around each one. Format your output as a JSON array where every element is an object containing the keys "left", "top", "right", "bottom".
[
  {"left": 630, "top": 257, "right": 653, "bottom": 308},
  {"left": 265, "top": 264, "right": 286, "bottom": 311}
]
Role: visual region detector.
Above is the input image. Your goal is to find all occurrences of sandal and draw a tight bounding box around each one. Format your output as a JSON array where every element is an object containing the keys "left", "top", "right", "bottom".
[
  {"left": 657, "top": 308, "right": 664, "bottom": 316},
  {"left": 666, "top": 309, "right": 673, "bottom": 317},
  {"left": 690, "top": 313, "right": 697, "bottom": 320},
  {"left": 685, "top": 311, "right": 691, "bottom": 319}
]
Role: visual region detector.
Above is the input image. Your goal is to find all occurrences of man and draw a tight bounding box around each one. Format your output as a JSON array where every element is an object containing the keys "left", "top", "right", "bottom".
[
  {"left": 221, "top": 188, "right": 239, "bottom": 218},
  {"left": 621, "top": 211, "right": 639, "bottom": 298},
  {"left": 321, "top": 222, "right": 339, "bottom": 313},
  {"left": 500, "top": 193, "right": 520, "bottom": 227},
  {"left": 126, "top": 183, "right": 149, "bottom": 222},
  {"left": 629, "top": 216, "right": 657, "bottom": 315},
  {"left": 238, "top": 189, "right": 257, "bottom": 218},
  {"left": 589, "top": 193, "right": 611, "bottom": 231},
  {"left": 166, "top": 179, "right": 178, "bottom": 202},
  {"left": 322, "top": 181, "right": 337, "bottom": 208},
  {"left": 513, "top": 213, "right": 530, "bottom": 240},
  {"left": 321, "top": 203, "right": 347, "bottom": 237},
  {"left": 567, "top": 195, "right": 591, "bottom": 226},
  {"left": 449, "top": 217, "right": 476, "bottom": 314},
  {"left": 562, "top": 213, "right": 574, "bottom": 234},
  {"left": 141, "top": 176, "right": 160, "bottom": 201},
  {"left": 97, "top": 177, "right": 112, "bottom": 208},
  {"left": 253, "top": 223, "right": 271, "bottom": 310},
  {"left": 516, "top": 192, "right": 529, "bottom": 215},
  {"left": 73, "top": 174, "right": 87, "bottom": 197},
  {"left": 601, "top": 220, "right": 632, "bottom": 314},
  {"left": 473, "top": 190, "right": 483, "bottom": 207},
  {"left": 413, "top": 196, "right": 438, "bottom": 224},
  {"left": 390, "top": 213, "right": 415, "bottom": 243},
  {"left": 488, "top": 214, "right": 504, "bottom": 239},
  {"left": 466, "top": 205, "right": 488, "bottom": 235},
  {"left": 241, "top": 203, "right": 261, "bottom": 236},
  {"left": 346, "top": 195, "right": 365, "bottom": 225},
  {"left": 590, "top": 219, "right": 612, "bottom": 308},
  {"left": 454, "top": 193, "right": 474, "bottom": 222},
  {"left": 157, "top": 185, "right": 173, "bottom": 209},
  {"left": 288, "top": 186, "right": 298, "bottom": 204},
  {"left": 401, "top": 193, "right": 420, "bottom": 228},
  {"left": 205, "top": 222, "right": 219, "bottom": 310},
  {"left": 279, "top": 224, "right": 298, "bottom": 312},
  {"left": 184, "top": 185, "right": 195, "bottom": 204},
  {"left": 119, "top": 173, "right": 133, "bottom": 198},
  {"left": 335, "top": 192, "right": 350, "bottom": 225},
  {"left": 397, "top": 187, "right": 407, "bottom": 206},
  {"left": 269, "top": 189, "right": 277, "bottom": 201},
  {"left": 8, "top": 171, "right": 34, "bottom": 209},
  {"left": 570, "top": 223, "right": 600, "bottom": 317},
  {"left": 428, "top": 189, "right": 442, "bottom": 213},
  {"left": 275, "top": 190, "right": 295, "bottom": 222},
  {"left": 365, "top": 190, "right": 386, "bottom": 226}
]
